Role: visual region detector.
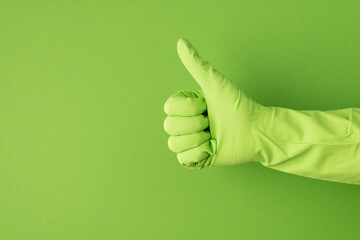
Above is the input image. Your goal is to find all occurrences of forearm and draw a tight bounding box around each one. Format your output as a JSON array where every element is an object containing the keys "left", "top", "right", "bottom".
[{"left": 253, "top": 104, "right": 360, "bottom": 184}]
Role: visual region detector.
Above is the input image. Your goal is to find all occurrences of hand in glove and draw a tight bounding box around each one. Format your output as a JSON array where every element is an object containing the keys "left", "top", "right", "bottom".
[{"left": 164, "top": 38, "right": 360, "bottom": 185}]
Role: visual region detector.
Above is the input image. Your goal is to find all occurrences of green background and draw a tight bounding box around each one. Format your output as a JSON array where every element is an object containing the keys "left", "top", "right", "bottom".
[{"left": 1, "top": 0, "right": 360, "bottom": 239}]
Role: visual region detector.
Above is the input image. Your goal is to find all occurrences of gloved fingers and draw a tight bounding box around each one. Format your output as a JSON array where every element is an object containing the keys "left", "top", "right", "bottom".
[
  {"left": 177, "top": 38, "right": 227, "bottom": 91},
  {"left": 164, "top": 90, "right": 206, "bottom": 116},
  {"left": 168, "top": 130, "right": 210, "bottom": 153},
  {"left": 164, "top": 115, "right": 208, "bottom": 135},
  {"left": 176, "top": 140, "right": 215, "bottom": 168}
]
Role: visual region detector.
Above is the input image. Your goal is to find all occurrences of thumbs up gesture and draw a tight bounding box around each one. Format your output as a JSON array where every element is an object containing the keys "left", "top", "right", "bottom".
[
  {"left": 164, "top": 38, "right": 263, "bottom": 168},
  {"left": 163, "top": 38, "right": 360, "bottom": 185}
]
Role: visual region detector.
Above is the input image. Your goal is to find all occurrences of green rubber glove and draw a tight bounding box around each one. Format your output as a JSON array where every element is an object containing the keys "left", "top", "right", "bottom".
[{"left": 164, "top": 38, "right": 360, "bottom": 185}]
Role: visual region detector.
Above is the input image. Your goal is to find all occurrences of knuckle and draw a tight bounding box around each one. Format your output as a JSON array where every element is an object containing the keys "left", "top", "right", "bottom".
[
  {"left": 167, "top": 136, "right": 178, "bottom": 152},
  {"left": 163, "top": 116, "right": 173, "bottom": 134}
]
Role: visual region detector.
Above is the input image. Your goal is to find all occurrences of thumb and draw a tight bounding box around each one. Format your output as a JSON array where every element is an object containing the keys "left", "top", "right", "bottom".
[{"left": 177, "top": 38, "right": 229, "bottom": 93}]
